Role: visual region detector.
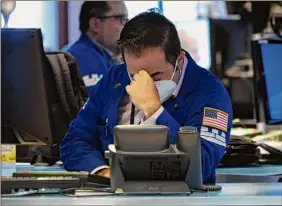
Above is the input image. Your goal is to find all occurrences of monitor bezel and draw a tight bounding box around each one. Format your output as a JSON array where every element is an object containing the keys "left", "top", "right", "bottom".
[
  {"left": 1, "top": 28, "right": 56, "bottom": 145},
  {"left": 252, "top": 38, "right": 282, "bottom": 125}
]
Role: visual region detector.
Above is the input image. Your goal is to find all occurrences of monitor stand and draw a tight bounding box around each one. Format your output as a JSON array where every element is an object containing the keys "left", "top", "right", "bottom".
[
  {"left": 257, "top": 122, "right": 282, "bottom": 134},
  {"left": 1, "top": 125, "right": 46, "bottom": 145},
  {"left": 13, "top": 127, "right": 47, "bottom": 146},
  {"left": 1, "top": 125, "right": 57, "bottom": 166}
]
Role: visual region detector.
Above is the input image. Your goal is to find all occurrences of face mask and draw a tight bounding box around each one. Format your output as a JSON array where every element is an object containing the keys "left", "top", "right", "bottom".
[{"left": 155, "top": 61, "right": 178, "bottom": 103}]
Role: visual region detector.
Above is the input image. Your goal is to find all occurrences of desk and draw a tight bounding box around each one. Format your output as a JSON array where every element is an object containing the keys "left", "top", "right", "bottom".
[
  {"left": 216, "top": 165, "right": 282, "bottom": 183},
  {"left": 2, "top": 164, "right": 282, "bottom": 206},
  {"left": 217, "top": 165, "right": 282, "bottom": 176},
  {"left": 3, "top": 163, "right": 281, "bottom": 179},
  {"left": 2, "top": 183, "right": 282, "bottom": 206}
]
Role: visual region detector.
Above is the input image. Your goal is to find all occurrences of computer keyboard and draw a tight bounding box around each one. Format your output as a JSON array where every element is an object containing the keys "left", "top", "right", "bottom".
[
  {"left": 2, "top": 171, "right": 111, "bottom": 195},
  {"left": 1, "top": 176, "right": 81, "bottom": 194}
]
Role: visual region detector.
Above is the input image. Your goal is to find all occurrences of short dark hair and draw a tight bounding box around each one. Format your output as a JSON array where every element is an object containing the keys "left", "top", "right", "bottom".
[
  {"left": 118, "top": 11, "right": 181, "bottom": 65},
  {"left": 79, "top": 1, "right": 110, "bottom": 34}
]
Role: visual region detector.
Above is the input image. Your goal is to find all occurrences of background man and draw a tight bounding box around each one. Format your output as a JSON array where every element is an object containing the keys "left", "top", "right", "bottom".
[{"left": 67, "top": 1, "right": 128, "bottom": 93}]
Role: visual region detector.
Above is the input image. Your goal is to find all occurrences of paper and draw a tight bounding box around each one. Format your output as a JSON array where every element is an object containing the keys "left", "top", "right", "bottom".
[{"left": 1, "top": 144, "right": 16, "bottom": 163}]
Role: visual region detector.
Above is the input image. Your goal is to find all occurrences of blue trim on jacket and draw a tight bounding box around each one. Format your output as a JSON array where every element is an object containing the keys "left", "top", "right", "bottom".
[{"left": 67, "top": 34, "right": 115, "bottom": 94}]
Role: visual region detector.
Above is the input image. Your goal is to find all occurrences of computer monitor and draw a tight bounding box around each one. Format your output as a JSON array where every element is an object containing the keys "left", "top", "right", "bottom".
[
  {"left": 210, "top": 18, "right": 252, "bottom": 77},
  {"left": 252, "top": 36, "right": 282, "bottom": 125},
  {"left": 1, "top": 28, "right": 66, "bottom": 163},
  {"left": 209, "top": 18, "right": 255, "bottom": 122},
  {"left": 175, "top": 19, "right": 211, "bottom": 70}
]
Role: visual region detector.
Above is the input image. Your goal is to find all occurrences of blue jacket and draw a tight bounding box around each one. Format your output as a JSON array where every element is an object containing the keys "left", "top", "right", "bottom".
[
  {"left": 60, "top": 53, "right": 233, "bottom": 184},
  {"left": 67, "top": 34, "right": 115, "bottom": 94}
]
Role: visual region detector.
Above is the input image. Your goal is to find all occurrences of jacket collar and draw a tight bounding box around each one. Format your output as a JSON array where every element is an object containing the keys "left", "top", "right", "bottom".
[
  {"left": 79, "top": 34, "right": 113, "bottom": 62},
  {"left": 177, "top": 51, "right": 197, "bottom": 96}
]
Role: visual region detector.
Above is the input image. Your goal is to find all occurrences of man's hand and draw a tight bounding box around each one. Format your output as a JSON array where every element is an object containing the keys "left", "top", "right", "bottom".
[
  {"left": 96, "top": 168, "right": 111, "bottom": 178},
  {"left": 126, "top": 70, "right": 161, "bottom": 119}
]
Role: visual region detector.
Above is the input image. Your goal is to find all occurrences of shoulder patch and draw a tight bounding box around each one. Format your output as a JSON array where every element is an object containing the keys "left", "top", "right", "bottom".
[
  {"left": 202, "top": 107, "right": 228, "bottom": 132},
  {"left": 200, "top": 126, "right": 226, "bottom": 147},
  {"left": 83, "top": 74, "right": 103, "bottom": 87}
]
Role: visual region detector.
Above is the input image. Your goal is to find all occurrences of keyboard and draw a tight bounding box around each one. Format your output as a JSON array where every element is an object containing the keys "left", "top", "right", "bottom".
[
  {"left": 2, "top": 171, "right": 111, "bottom": 195},
  {"left": 1, "top": 176, "right": 81, "bottom": 194}
]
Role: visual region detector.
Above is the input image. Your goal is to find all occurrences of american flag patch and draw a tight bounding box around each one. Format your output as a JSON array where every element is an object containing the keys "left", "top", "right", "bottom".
[{"left": 202, "top": 107, "right": 228, "bottom": 132}]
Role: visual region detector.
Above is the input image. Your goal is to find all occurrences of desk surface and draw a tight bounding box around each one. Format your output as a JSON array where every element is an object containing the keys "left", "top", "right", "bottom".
[
  {"left": 217, "top": 164, "right": 282, "bottom": 176},
  {"left": 2, "top": 164, "right": 282, "bottom": 206},
  {"left": 2, "top": 163, "right": 282, "bottom": 177},
  {"left": 2, "top": 183, "right": 282, "bottom": 206}
]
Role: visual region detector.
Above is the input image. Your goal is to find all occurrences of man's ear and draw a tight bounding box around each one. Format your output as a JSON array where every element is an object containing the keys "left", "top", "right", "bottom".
[
  {"left": 179, "top": 50, "right": 185, "bottom": 61},
  {"left": 89, "top": 17, "right": 101, "bottom": 33},
  {"left": 177, "top": 50, "right": 185, "bottom": 69}
]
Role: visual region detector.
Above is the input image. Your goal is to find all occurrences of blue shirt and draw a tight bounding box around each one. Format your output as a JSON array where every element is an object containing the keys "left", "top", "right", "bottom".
[
  {"left": 67, "top": 34, "right": 116, "bottom": 94},
  {"left": 60, "top": 52, "right": 233, "bottom": 184}
]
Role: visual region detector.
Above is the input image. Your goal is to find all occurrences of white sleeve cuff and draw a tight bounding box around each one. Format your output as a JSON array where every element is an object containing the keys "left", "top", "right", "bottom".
[
  {"left": 140, "top": 106, "right": 164, "bottom": 125},
  {"left": 91, "top": 165, "right": 110, "bottom": 174}
]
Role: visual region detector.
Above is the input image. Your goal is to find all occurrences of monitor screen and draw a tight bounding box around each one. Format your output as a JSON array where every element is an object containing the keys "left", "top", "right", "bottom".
[
  {"left": 1, "top": 28, "right": 54, "bottom": 144},
  {"left": 260, "top": 42, "right": 282, "bottom": 124},
  {"left": 175, "top": 19, "right": 211, "bottom": 70}
]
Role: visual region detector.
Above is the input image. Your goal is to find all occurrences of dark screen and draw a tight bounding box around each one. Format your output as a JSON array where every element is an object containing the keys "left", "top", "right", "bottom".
[
  {"left": 261, "top": 43, "right": 282, "bottom": 123},
  {"left": 1, "top": 28, "right": 53, "bottom": 144}
]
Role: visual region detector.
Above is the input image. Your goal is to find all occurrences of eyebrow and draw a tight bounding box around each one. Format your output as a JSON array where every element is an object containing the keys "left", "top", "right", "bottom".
[
  {"left": 130, "top": 71, "right": 163, "bottom": 77},
  {"left": 150, "top": 71, "right": 163, "bottom": 77}
]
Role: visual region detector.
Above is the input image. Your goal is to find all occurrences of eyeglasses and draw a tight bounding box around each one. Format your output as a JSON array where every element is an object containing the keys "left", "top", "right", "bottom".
[{"left": 96, "top": 15, "right": 129, "bottom": 25}]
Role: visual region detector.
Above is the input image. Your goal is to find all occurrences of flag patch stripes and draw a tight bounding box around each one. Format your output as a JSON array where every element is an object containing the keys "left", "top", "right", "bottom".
[{"left": 202, "top": 107, "right": 228, "bottom": 132}]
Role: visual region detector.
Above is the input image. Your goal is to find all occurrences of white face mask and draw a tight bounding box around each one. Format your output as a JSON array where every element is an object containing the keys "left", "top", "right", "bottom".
[{"left": 155, "top": 61, "right": 178, "bottom": 103}]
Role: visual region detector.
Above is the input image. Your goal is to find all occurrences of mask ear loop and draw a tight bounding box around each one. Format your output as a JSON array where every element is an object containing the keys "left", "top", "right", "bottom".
[
  {"left": 170, "top": 61, "right": 178, "bottom": 80},
  {"left": 127, "top": 71, "right": 133, "bottom": 81}
]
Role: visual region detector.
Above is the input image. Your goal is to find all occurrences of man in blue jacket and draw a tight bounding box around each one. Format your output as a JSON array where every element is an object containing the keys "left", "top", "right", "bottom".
[
  {"left": 67, "top": 1, "right": 128, "bottom": 93},
  {"left": 61, "top": 11, "right": 233, "bottom": 184}
]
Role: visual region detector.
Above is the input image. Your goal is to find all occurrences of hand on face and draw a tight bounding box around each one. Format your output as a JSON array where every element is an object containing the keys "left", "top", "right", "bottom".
[
  {"left": 96, "top": 168, "right": 111, "bottom": 178},
  {"left": 126, "top": 70, "right": 161, "bottom": 119}
]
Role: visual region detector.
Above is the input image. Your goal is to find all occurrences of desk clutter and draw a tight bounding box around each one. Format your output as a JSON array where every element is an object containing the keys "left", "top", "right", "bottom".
[
  {"left": 220, "top": 128, "right": 282, "bottom": 167},
  {"left": 1, "top": 125, "right": 223, "bottom": 196},
  {"left": 1, "top": 171, "right": 111, "bottom": 197},
  {"left": 2, "top": 125, "right": 281, "bottom": 197},
  {"left": 1, "top": 170, "right": 221, "bottom": 197}
]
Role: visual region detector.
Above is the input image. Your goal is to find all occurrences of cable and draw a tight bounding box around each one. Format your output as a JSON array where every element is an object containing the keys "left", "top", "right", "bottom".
[
  {"left": 60, "top": 187, "right": 114, "bottom": 197},
  {"left": 191, "top": 184, "right": 222, "bottom": 193},
  {"left": 1, "top": 190, "right": 38, "bottom": 197},
  {"left": 130, "top": 104, "right": 135, "bottom": 125},
  {"left": 200, "top": 184, "right": 222, "bottom": 192}
]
